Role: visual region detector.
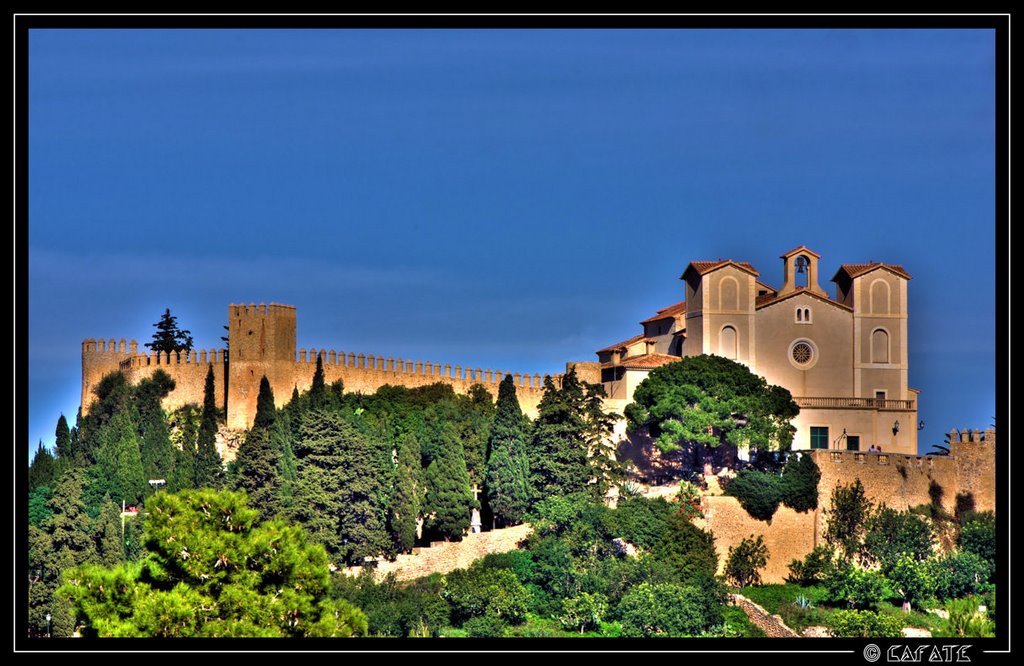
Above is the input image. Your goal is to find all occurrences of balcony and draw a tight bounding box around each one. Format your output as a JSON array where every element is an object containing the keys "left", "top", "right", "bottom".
[{"left": 794, "top": 396, "right": 915, "bottom": 411}]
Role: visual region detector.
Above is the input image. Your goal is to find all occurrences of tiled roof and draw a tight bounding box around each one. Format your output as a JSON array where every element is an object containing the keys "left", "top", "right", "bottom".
[
  {"left": 640, "top": 300, "right": 687, "bottom": 324},
  {"left": 685, "top": 260, "right": 760, "bottom": 277},
  {"left": 604, "top": 353, "right": 682, "bottom": 370},
  {"left": 596, "top": 333, "right": 645, "bottom": 354},
  {"left": 833, "top": 263, "right": 912, "bottom": 281}
]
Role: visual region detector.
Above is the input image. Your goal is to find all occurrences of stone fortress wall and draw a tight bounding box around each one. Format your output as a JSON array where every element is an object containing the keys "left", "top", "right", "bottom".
[
  {"left": 82, "top": 303, "right": 602, "bottom": 433},
  {"left": 701, "top": 428, "right": 996, "bottom": 583}
]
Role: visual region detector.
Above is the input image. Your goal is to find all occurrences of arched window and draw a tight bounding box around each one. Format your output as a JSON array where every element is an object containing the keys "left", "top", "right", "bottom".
[
  {"left": 871, "top": 329, "right": 890, "bottom": 364},
  {"left": 719, "top": 325, "right": 738, "bottom": 360}
]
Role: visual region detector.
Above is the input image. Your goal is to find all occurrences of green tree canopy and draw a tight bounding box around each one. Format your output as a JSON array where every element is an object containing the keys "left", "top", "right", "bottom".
[
  {"left": 58, "top": 489, "right": 368, "bottom": 637},
  {"left": 290, "top": 409, "right": 390, "bottom": 565},
  {"left": 144, "top": 308, "right": 194, "bottom": 355},
  {"left": 624, "top": 354, "right": 799, "bottom": 454}
]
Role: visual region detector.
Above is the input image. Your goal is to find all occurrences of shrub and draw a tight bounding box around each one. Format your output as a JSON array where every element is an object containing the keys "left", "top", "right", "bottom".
[
  {"left": 786, "top": 545, "right": 834, "bottom": 586},
  {"left": 444, "top": 566, "right": 530, "bottom": 625},
  {"left": 863, "top": 507, "right": 934, "bottom": 572},
  {"left": 724, "top": 470, "right": 782, "bottom": 521},
  {"left": 618, "top": 583, "right": 717, "bottom": 637},
  {"left": 824, "top": 561, "right": 890, "bottom": 609},
  {"left": 673, "top": 480, "right": 703, "bottom": 520},
  {"left": 888, "top": 553, "right": 936, "bottom": 610},
  {"left": 826, "top": 609, "right": 904, "bottom": 638},
  {"left": 462, "top": 615, "right": 508, "bottom": 637},
  {"left": 958, "top": 512, "right": 995, "bottom": 581},
  {"left": 942, "top": 596, "right": 995, "bottom": 638},
  {"left": 559, "top": 592, "right": 609, "bottom": 634},
  {"left": 823, "top": 480, "right": 873, "bottom": 560},
  {"left": 931, "top": 551, "right": 992, "bottom": 601},
  {"left": 780, "top": 452, "right": 820, "bottom": 512},
  {"left": 725, "top": 535, "right": 769, "bottom": 588}
]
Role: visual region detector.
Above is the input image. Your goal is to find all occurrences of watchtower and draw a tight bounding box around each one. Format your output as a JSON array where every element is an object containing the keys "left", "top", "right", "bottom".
[{"left": 226, "top": 303, "right": 297, "bottom": 429}]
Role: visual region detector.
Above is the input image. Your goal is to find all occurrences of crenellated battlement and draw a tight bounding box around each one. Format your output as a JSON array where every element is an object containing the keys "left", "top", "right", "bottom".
[
  {"left": 948, "top": 428, "right": 995, "bottom": 445},
  {"left": 229, "top": 302, "right": 297, "bottom": 319},
  {"left": 119, "top": 348, "right": 226, "bottom": 370},
  {"left": 296, "top": 346, "right": 561, "bottom": 391},
  {"left": 82, "top": 337, "right": 137, "bottom": 355},
  {"left": 83, "top": 302, "right": 574, "bottom": 433}
]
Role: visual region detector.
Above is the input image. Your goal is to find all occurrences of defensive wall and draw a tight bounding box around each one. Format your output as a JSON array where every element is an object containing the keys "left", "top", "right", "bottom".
[
  {"left": 702, "top": 429, "right": 996, "bottom": 583},
  {"left": 82, "top": 303, "right": 602, "bottom": 433}
]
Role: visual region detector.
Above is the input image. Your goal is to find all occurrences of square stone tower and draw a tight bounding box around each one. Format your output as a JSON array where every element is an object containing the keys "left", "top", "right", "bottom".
[{"left": 226, "top": 303, "right": 297, "bottom": 429}]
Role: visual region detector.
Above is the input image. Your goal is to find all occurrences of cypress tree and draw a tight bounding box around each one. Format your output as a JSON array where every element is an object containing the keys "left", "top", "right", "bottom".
[
  {"left": 95, "top": 411, "right": 147, "bottom": 505},
  {"left": 29, "top": 441, "right": 56, "bottom": 492},
  {"left": 291, "top": 409, "right": 389, "bottom": 565},
  {"left": 54, "top": 414, "right": 73, "bottom": 472},
  {"left": 194, "top": 365, "right": 223, "bottom": 488},
  {"left": 43, "top": 469, "right": 97, "bottom": 569},
  {"left": 309, "top": 352, "right": 326, "bottom": 409},
  {"left": 424, "top": 422, "right": 474, "bottom": 541},
  {"left": 391, "top": 433, "right": 423, "bottom": 552},
  {"left": 235, "top": 376, "right": 281, "bottom": 513},
  {"left": 136, "top": 371, "right": 176, "bottom": 486},
  {"left": 529, "top": 369, "right": 592, "bottom": 500},
  {"left": 95, "top": 495, "right": 125, "bottom": 568},
  {"left": 274, "top": 419, "right": 298, "bottom": 518},
  {"left": 485, "top": 375, "right": 532, "bottom": 527}
]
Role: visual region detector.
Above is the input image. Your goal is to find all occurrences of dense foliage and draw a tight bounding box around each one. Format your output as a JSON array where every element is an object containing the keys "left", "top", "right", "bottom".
[
  {"left": 59, "top": 490, "right": 367, "bottom": 637},
  {"left": 724, "top": 452, "right": 820, "bottom": 521},
  {"left": 624, "top": 355, "right": 798, "bottom": 454}
]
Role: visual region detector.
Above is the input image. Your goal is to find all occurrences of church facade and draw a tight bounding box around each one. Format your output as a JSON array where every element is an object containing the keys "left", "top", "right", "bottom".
[{"left": 596, "top": 246, "right": 919, "bottom": 454}]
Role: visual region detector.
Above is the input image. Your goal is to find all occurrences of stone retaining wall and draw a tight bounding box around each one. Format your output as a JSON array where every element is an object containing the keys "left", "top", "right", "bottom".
[
  {"left": 343, "top": 524, "right": 533, "bottom": 582},
  {"left": 730, "top": 593, "right": 799, "bottom": 638}
]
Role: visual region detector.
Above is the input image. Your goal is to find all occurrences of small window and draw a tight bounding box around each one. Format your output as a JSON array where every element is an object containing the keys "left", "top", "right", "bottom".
[
  {"left": 796, "top": 307, "right": 812, "bottom": 323},
  {"left": 796, "top": 308, "right": 803, "bottom": 322},
  {"left": 810, "top": 426, "right": 829, "bottom": 450},
  {"left": 846, "top": 435, "right": 860, "bottom": 451}
]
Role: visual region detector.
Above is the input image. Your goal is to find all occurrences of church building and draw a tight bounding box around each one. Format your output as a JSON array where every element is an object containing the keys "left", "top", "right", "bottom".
[{"left": 597, "top": 246, "right": 919, "bottom": 454}]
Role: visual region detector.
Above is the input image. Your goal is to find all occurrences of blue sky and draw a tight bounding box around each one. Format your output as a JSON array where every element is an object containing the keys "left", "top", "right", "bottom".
[{"left": 26, "top": 28, "right": 998, "bottom": 461}]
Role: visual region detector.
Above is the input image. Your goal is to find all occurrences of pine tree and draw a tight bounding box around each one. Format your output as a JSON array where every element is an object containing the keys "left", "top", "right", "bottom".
[
  {"left": 485, "top": 375, "right": 532, "bottom": 527},
  {"left": 529, "top": 370, "right": 592, "bottom": 500},
  {"left": 424, "top": 421, "right": 474, "bottom": 541},
  {"left": 95, "top": 411, "right": 147, "bottom": 505},
  {"left": 391, "top": 433, "right": 422, "bottom": 552},
  {"left": 235, "top": 376, "right": 281, "bottom": 514},
  {"left": 95, "top": 495, "right": 125, "bottom": 568},
  {"left": 194, "top": 364, "right": 223, "bottom": 488},
  {"left": 144, "top": 308, "right": 194, "bottom": 356},
  {"left": 29, "top": 441, "right": 56, "bottom": 492}
]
